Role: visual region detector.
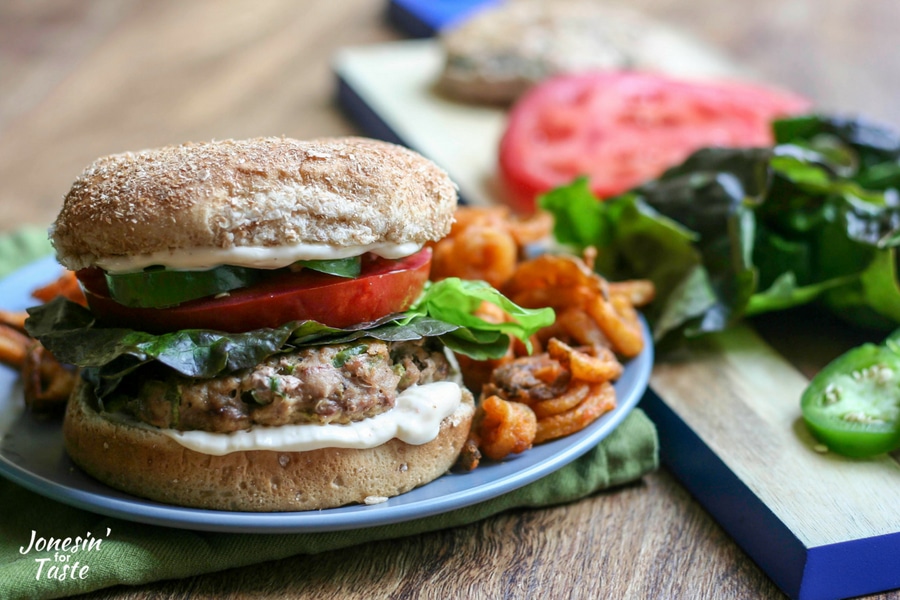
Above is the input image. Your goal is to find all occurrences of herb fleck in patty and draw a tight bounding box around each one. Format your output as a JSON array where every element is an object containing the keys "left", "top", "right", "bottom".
[{"left": 113, "top": 338, "right": 452, "bottom": 433}]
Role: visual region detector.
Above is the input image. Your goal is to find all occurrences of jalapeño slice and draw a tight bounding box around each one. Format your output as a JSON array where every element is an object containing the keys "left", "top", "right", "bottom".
[{"left": 801, "top": 333, "right": 900, "bottom": 458}]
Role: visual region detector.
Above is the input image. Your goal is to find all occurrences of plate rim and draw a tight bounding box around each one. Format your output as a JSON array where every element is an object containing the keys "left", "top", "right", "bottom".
[{"left": 0, "top": 255, "right": 652, "bottom": 533}]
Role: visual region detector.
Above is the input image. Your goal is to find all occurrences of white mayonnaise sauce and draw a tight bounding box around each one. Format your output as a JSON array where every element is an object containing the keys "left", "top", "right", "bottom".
[
  {"left": 97, "top": 240, "right": 423, "bottom": 273},
  {"left": 157, "top": 381, "right": 464, "bottom": 456}
]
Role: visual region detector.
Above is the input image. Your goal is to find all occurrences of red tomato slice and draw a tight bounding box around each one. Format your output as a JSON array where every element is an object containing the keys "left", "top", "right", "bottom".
[
  {"left": 498, "top": 71, "right": 812, "bottom": 212},
  {"left": 77, "top": 249, "right": 433, "bottom": 333}
]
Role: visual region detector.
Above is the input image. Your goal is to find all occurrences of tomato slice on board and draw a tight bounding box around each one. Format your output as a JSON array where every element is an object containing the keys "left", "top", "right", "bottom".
[
  {"left": 498, "top": 71, "right": 812, "bottom": 212},
  {"left": 76, "top": 249, "right": 433, "bottom": 334}
]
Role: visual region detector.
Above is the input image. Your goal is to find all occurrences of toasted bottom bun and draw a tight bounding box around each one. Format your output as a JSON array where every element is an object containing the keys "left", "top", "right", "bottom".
[{"left": 63, "top": 379, "right": 475, "bottom": 512}]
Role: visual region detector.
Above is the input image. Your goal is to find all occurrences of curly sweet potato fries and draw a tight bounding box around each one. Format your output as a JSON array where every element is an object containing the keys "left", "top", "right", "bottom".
[
  {"left": 0, "top": 270, "right": 83, "bottom": 413},
  {"left": 431, "top": 207, "right": 655, "bottom": 469}
]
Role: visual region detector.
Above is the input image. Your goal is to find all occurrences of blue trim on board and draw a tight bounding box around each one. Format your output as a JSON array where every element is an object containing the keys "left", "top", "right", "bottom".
[
  {"left": 334, "top": 32, "right": 900, "bottom": 596},
  {"left": 335, "top": 72, "right": 471, "bottom": 206},
  {"left": 336, "top": 75, "right": 405, "bottom": 147},
  {"left": 386, "top": 0, "right": 498, "bottom": 37},
  {"left": 804, "top": 532, "right": 900, "bottom": 600},
  {"left": 640, "top": 387, "right": 900, "bottom": 600},
  {"left": 639, "top": 388, "right": 806, "bottom": 598}
]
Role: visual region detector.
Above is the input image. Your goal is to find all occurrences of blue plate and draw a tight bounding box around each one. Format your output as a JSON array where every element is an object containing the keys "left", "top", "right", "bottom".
[{"left": 0, "top": 256, "right": 652, "bottom": 533}]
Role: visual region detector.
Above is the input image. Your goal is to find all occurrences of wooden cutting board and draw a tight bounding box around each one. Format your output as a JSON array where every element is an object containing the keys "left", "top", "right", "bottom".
[{"left": 334, "top": 38, "right": 900, "bottom": 600}]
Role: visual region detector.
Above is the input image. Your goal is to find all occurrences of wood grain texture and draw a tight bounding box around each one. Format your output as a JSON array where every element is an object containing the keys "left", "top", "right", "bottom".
[
  {"left": 75, "top": 472, "right": 784, "bottom": 600},
  {"left": 654, "top": 324, "right": 900, "bottom": 546},
  {"left": 3, "top": 1, "right": 900, "bottom": 599},
  {"left": 336, "top": 30, "right": 900, "bottom": 598}
]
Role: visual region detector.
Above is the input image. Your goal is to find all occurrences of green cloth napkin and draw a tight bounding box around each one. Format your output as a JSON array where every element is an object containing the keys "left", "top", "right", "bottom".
[
  {"left": 0, "top": 226, "right": 54, "bottom": 279},
  {"left": 0, "top": 229, "right": 659, "bottom": 600}
]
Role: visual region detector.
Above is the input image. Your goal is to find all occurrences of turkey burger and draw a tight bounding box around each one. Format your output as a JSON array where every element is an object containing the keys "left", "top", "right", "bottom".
[{"left": 28, "top": 137, "right": 552, "bottom": 511}]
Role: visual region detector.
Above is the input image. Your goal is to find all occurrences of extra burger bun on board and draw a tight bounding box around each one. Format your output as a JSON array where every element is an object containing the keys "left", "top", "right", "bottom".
[{"left": 41, "top": 136, "right": 480, "bottom": 512}]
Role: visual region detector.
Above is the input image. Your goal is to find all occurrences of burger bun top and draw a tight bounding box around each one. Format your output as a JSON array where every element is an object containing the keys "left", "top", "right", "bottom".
[{"left": 51, "top": 137, "right": 458, "bottom": 270}]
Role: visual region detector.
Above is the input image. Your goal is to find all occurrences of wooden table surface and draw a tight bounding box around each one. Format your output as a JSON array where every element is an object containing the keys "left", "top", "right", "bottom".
[{"left": 2, "top": 1, "right": 899, "bottom": 598}]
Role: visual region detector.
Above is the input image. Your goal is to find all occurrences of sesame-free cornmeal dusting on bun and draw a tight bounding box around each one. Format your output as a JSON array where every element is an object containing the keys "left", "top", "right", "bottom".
[{"left": 51, "top": 137, "right": 458, "bottom": 271}]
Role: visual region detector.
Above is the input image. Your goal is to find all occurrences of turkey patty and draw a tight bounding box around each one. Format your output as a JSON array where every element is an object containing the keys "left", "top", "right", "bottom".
[{"left": 113, "top": 338, "right": 453, "bottom": 433}]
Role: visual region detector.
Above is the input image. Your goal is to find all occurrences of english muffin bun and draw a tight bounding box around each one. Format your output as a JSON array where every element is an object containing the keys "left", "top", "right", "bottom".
[
  {"left": 63, "top": 379, "right": 475, "bottom": 512},
  {"left": 51, "top": 136, "right": 457, "bottom": 271}
]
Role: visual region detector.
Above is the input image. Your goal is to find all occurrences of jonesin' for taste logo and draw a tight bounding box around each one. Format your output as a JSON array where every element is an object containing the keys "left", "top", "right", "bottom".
[{"left": 19, "top": 528, "right": 111, "bottom": 581}]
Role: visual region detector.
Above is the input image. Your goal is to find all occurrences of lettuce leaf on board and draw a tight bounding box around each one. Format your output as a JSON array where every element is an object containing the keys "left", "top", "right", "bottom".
[
  {"left": 540, "top": 114, "right": 900, "bottom": 341},
  {"left": 25, "top": 278, "right": 554, "bottom": 399}
]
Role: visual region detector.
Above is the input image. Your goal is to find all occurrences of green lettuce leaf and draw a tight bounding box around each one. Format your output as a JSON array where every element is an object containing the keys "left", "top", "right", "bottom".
[
  {"left": 541, "top": 179, "right": 707, "bottom": 339},
  {"left": 26, "top": 278, "right": 554, "bottom": 398},
  {"left": 295, "top": 256, "right": 361, "bottom": 278},
  {"left": 540, "top": 113, "right": 900, "bottom": 340},
  {"left": 406, "top": 278, "right": 555, "bottom": 356}
]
